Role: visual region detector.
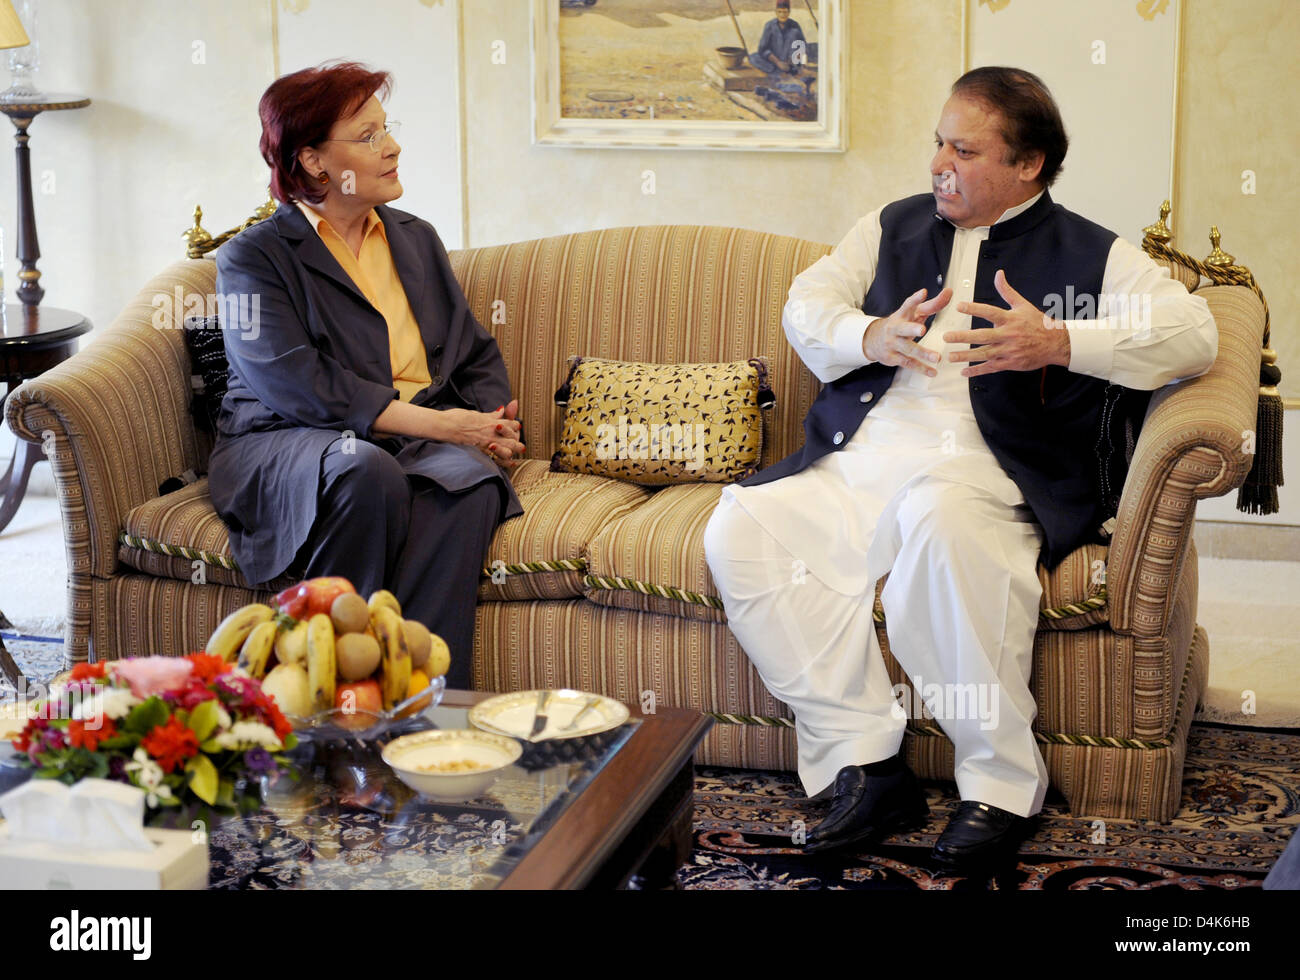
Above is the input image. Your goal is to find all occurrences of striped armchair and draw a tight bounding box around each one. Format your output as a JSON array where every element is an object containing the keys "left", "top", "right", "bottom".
[{"left": 5, "top": 223, "right": 1265, "bottom": 820}]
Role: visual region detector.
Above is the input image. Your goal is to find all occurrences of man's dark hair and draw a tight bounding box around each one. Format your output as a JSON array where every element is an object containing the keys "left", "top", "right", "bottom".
[{"left": 951, "top": 67, "right": 1068, "bottom": 187}]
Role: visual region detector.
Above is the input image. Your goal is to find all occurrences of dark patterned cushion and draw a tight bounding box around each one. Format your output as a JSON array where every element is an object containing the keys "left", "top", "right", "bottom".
[{"left": 182, "top": 314, "right": 229, "bottom": 435}]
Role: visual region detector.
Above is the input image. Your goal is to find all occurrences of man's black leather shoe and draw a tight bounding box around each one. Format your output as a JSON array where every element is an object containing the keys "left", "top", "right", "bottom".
[
  {"left": 804, "top": 755, "right": 929, "bottom": 855},
  {"left": 931, "top": 800, "right": 1036, "bottom": 871}
]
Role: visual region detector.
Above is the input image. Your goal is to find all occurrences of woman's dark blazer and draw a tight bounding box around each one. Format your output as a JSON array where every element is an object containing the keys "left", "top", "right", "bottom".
[{"left": 208, "top": 200, "right": 523, "bottom": 587}]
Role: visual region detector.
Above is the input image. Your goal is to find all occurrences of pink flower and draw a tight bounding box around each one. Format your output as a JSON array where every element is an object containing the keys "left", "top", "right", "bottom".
[{"left": 110, "top": 657, "right": 195, "bottom": 698}]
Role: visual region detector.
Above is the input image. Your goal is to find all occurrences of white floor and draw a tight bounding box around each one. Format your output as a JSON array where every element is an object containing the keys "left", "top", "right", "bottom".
[{"left": 1, "top": 474, "right": 1298, "bottom": 728}]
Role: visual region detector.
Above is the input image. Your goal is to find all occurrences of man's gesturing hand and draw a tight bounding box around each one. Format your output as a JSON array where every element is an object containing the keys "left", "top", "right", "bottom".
[
  {"left": 863, "top": 287, "right": 953, "bottom": 376},
  {"left": 944, "top": 270, "right": 1071, "bottom": 376}
]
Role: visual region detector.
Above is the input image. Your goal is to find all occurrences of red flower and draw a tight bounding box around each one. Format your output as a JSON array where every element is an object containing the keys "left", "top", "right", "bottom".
[
  {"left": 140, "top": 717, "right": 200, "bottom": 773},
  {"left": 186, "top": 652, "right": 233, "bottom": 684},
  {"left": 172, "top": 678, "right": 218, "bottom": 711},
  {"left": 11, "top": 717, "right": 47, "bottom": 753},
  {"left": 262, "top": 698, "right": 293, "bottom": 740},
  {"left": 68, "top": 716, "right": 116, "bottom": 752},
  {"left": 69, "top": 662, "right": 107, "bottom": 682}
]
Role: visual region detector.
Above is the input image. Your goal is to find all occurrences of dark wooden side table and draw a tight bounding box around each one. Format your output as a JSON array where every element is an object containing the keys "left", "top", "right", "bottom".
[
  {"left": 0, "top": 94, "right": 91, "bottom": 306},
  {"left": 0, "top": 303, "right": 90, "bottom": 534}
]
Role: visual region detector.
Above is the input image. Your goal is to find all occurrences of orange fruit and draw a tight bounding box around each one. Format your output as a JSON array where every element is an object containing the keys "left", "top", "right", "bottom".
[{"left": 399, "top": 669, "right": 432, "bottom": 718}]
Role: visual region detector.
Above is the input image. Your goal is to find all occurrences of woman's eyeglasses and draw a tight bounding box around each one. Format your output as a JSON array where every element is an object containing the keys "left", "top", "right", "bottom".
[{"left": 322, "top": 121, "right": 401, "bottom": 152}]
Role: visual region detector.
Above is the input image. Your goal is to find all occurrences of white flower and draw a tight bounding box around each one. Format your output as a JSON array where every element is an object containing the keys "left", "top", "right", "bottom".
[
  {"left": 212, "top": 721, "right": 282, "bottom": 751},
  {"left": 124, "top": 747, "right": 176, "bottom": 808},
  {"left": 70, "top": 687, "right": 141, "bottom": 722},
  {"left": 214, "top": 704, "right": 233, "bottom": 731}
]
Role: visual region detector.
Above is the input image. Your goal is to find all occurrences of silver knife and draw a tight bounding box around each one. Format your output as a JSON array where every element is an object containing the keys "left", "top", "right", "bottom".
[{"left": 528, "top": 690, "right": 551, "bottom": 740}]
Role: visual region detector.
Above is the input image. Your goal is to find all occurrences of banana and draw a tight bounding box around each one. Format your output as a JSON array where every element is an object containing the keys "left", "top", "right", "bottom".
[
  {"left": 237, "top": 620, "right": 278, "bottom": 679},
  {"left": 367, "top": 589, "right": 403, "bottom": 620},
  {"left": 306, "top": 613, "right": 336, "bottom": 713},
  {"left": 275, "top": 618, "right": 310, "bottom": 668},
  {"left": 372, "top": 606, "right": 411, "bottom": 711},
  {"left": 207, "top": 603, "right": 275, "bottom": 662}
]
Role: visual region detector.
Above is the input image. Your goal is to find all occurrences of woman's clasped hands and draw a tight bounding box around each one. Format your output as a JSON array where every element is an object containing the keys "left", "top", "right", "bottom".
[{"left": 437, "top": 398, "right": 525, "bottom": 467}]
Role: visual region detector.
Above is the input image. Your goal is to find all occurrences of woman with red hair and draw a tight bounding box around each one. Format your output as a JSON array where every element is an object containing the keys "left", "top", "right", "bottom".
[{"left": 208, "top": 60, "right": 523, "bottom": 689}]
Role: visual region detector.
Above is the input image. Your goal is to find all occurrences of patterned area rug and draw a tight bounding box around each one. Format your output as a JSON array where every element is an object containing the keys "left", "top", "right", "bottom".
[
  {"left": 0, "top": 634, "right": 65, "bottom": 688},
  {"left": 683, "top": 722, "right": 1299, "bottom": 890}
]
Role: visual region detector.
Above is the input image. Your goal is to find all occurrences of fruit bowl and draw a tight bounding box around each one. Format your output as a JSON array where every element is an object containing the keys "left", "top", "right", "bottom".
[
  {"left": 382, "top": 728, "right": 521, "bottom": 801},
  {"left": 285, "top": 674, "right": 446, "bottom": 743}
]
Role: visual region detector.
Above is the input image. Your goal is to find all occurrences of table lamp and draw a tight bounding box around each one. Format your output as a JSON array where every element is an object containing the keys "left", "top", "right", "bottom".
[
  {"left": 0, "top": 2, "right": 29, "bottom": 52},
  {"left": 1, "top": 0, "right": 37, "bottom": 102}
]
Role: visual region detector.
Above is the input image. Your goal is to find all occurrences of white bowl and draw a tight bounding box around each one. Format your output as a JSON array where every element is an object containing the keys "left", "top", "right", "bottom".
[{"left": 382, "top": 729, "right": 521, "bottom": 801}]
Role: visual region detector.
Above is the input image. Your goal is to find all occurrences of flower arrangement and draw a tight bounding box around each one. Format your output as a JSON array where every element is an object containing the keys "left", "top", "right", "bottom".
[{"left": 10, "top": 654, "right": 297, "bottom": 814}]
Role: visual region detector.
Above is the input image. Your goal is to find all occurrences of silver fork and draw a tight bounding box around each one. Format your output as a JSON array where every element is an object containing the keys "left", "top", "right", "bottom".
[{"left": 559, "top": 696, "right": 602, "bottom": 733}]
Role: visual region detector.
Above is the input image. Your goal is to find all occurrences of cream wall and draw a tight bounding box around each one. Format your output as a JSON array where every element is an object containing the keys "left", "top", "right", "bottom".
[
  {"left": 0, "top": 0, "right": 275, "bottom": 341},
  {"left": 1177, "top": 0, "right": 1297, "bottom": 402},
  {"left": 0, "top": 0, "right": 466, "bottom": 350},
  {"left": 1179, "top": 0, "right": 1300, "bottom": 524},
  {"left": 463, "top": 0, "right": 962, "bottom": 248},
  {"left": 273, "top": 0, "right": 466, "bottom": 246}
]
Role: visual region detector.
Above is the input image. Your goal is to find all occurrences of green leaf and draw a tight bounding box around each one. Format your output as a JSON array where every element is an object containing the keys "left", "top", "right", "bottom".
[
  {"left": 185, "top": 754, "right": 219, "bottom": 806},
  {"left": 88, "top": 752, "right": 110, "bottom": 780},
  {"left": 187, "top": 699, "right": 221, "bottom": 742},
  {"left": 123, "top": 697, "right": 169, "bottom": 735},
  {"left": 215, "top": 778, "right": 237, "bottom": 809},
  {"left": 200, "top": 738, "right": 223, "bottom": 754}
]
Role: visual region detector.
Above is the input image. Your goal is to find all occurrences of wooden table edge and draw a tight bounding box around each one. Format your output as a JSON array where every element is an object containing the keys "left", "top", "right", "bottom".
[{"left": 441, "top": 690, "right": 712, "bottom": 890}]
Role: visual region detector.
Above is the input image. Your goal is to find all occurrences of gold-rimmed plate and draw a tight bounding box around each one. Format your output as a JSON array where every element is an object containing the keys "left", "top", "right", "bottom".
[{"left": 468, "top": 689, "right": 629, "bottom": 742}]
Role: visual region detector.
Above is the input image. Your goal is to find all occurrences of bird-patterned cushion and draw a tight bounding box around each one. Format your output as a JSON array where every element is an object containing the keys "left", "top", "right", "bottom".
[{"left": 550, "top": 356, "right": 775, "bottom": 485}]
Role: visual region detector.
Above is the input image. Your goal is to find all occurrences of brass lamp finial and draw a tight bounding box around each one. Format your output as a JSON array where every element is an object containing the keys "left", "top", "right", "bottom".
[
  {"left": 1206, "top": 226, "right": 1236, "bottom": 268},
  {"left": 1142, "top": 200, "right": 1173, "bottom": 243}
]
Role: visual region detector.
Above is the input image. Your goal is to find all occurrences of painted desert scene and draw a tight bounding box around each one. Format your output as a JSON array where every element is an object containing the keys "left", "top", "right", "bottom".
[{"left": 558, "top": 0, "right": 823, "bottom": 122}]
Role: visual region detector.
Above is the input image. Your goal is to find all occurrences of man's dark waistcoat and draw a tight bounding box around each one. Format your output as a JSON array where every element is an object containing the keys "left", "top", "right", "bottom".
[{"left": 741, "top": 190, "right": 1151, "bottom": 570}]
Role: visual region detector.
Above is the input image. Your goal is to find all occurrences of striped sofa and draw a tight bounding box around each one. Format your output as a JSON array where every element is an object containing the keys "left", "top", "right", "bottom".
[{"left": 5, "top": 224, "right": 1265, "bottom": 821}]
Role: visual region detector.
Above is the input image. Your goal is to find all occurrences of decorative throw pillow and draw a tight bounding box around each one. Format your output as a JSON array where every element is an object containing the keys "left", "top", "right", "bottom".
[
  {"left": 551, "top": 356, "right": 775, "bottom": 485},
  {"left": 181, "top": 314, "right": 230, "bottom": 435}
]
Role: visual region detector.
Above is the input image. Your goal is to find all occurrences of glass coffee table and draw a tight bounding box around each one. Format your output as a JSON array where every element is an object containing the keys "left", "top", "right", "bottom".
[{"left": 204, "top": 689, "right": 710, "bottom": 890}]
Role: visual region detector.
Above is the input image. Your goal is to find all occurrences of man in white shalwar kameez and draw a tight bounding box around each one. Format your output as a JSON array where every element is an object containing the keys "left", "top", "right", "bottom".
[{"left": 703, "top": 67, "right": 1217, "bottom": 870}]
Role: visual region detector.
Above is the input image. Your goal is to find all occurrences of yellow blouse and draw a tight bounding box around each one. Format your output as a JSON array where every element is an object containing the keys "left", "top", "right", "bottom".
[{"left": 295, "top": 200, "right": 431, "bottom": 402}]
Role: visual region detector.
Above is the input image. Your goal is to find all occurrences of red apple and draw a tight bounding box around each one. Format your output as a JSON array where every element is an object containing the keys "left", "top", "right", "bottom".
[
  {"left": 334, "top": 679, "right": 383, "bottom": 730},
  {"left": 275, "top": 577, "right": 356, "bottom": 620}
]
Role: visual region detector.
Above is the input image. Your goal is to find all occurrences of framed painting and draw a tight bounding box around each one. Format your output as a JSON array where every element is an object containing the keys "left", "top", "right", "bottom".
[{"left": 531, "top": 0, "right": 846, "bottom": 151}]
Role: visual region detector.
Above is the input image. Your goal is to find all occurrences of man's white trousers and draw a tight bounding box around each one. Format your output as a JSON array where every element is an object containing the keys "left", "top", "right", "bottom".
[{"left": 703, "top": 469, "right": 1050, "bottom": 818}]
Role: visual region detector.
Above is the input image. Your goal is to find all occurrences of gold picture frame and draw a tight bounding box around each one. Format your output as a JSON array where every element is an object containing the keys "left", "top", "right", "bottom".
[{"left": 531, "top": 0, "right": 846, "bottom": 152}]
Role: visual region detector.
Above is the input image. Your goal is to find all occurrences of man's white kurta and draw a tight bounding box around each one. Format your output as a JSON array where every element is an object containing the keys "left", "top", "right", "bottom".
[{"left": 704, "top": 192, "right": 1216, "bottom": 808}]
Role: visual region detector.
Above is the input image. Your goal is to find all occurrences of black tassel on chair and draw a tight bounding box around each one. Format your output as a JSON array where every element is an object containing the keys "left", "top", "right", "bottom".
[
  {"left": 553, "top": 355, "right": 584, "bottom": 407},
  {"left": 748, "top": 357, "right": 776, "bottom": 410},
  {"left": 1238, "top": 349, "right": 1284, "bottom": 515},
  {"left": 1141, "top": 210, "right": 1286, "bottom": 518}
]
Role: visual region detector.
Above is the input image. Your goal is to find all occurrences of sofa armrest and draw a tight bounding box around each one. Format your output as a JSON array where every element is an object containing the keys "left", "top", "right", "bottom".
[
  {"left": 1107, "top": 285, "right": 1265, "bottom": 635},
  {"left": 3, "top": 261, "right": 213, "bottom": 578}
]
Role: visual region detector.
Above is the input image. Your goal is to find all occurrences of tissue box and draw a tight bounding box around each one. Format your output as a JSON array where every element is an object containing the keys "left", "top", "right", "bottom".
[{"left": 0, "top": 824, "right": 210, "bottom": 890}]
